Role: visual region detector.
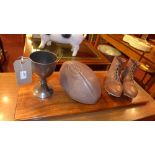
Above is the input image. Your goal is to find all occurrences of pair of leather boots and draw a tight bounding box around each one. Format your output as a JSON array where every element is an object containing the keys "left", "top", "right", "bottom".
[{"left": 104, "top": 57, "right": 139, "bottom": 98}]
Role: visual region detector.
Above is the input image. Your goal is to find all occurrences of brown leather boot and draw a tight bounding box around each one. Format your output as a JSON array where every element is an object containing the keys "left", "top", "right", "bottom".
[
  {"left": 121, "top": 59, "right": 139, "bottom": 98},
  {"left": 104, "top": 57, "right": 125, "bottom": 97}
]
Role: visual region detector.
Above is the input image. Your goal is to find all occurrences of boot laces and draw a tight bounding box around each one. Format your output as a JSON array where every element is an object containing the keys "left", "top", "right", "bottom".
[
  {"left": 129, "top": 63, "right": 137, "bottom": 80},
  {"left": 114, "top": 64, "right": 121, "bottom": 80}
]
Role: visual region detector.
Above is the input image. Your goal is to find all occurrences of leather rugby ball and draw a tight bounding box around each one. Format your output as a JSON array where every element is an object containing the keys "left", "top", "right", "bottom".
[{"left": 59, "top": 61, "right": 101, "bottom": 104}]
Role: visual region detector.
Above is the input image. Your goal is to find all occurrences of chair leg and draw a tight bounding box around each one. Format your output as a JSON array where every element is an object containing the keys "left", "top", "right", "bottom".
[
  {"left": 0, "top": 65, "right": 3, "bottom": 72},
  {"left": 141, "top": 72, "right": 148, "bottom": 82},
  {"left": 145, "top": 75, "right": 155, "bottom": 91},
  {"left": 135, "top": 72, "right": 148, "bottom": 89},
  {"left": 151, "top": 91, "right": 155, "bottom": 99}
]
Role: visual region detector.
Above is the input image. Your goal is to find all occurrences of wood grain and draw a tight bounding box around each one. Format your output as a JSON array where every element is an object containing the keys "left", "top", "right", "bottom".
[
  {"left": 0, "top": 73, "right": 18, "bottom": 120},
  {"left": 15, "top": 72, "right": 148, "bottom": 120}
]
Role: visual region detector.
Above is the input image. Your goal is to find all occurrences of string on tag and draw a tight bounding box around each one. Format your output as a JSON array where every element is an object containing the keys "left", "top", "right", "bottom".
[
  {"left": 20, "top": 56, "right": 24, "bottom": 71},
  {"left": 21, "top": 56, "right": 24, "bottom": 64}
]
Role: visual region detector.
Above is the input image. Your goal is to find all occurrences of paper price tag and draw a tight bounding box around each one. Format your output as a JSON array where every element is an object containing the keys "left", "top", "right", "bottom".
[{"left": 13, "top": 57, "right": 32, "bottom": 85}]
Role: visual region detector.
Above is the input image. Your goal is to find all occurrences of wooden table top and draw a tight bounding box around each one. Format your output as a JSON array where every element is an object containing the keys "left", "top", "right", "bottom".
[
  {"left": 0, "top": 73, "right": 18, "bottom": 120},
  {"left": 0, "top": 71, "right": 155, "bottom": 121}
]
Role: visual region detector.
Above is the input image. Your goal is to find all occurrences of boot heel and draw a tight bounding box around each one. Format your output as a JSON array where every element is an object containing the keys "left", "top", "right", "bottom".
[{"left": 123, "top": 92, "right": 132, "bottom": 98}]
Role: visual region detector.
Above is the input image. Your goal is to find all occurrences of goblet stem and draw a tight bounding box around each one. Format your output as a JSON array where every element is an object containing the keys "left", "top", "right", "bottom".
[
  {"left": 33, "top": 78, "right": 53, "bottom": 99},
  {"left": 40, "top": 79, "right": 48, "bottom": 89},
  {"left": 40, "top": 78, "right": 53, "bottom": 94}
]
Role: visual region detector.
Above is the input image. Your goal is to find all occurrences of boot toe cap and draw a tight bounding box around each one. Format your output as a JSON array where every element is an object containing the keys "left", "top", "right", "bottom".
[
  {"left": 123, "top": 82, "right": 138, "bottom": 98},
  {"left": 105, "top": 82, "right": 123, "bottom": 97}
]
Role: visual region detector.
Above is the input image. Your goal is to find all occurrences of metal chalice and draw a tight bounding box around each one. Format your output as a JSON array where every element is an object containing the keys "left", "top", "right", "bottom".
[{"left": 30, "top": 51, "right": 57, "bottom": 99}]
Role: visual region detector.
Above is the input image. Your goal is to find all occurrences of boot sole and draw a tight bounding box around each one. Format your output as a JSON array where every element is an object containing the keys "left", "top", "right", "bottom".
[
  {"left": 104, "top": 87, "right": 121, "bottom": 97},
  {"left": 123, "top": 93, "right": 134, "bottom": 99}
]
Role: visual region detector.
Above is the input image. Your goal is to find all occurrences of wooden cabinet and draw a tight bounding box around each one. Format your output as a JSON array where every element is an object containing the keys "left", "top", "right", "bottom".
[
  {"left": 93, "top": 34, "right": 155, "bottom": 69},
  {"left": 0, "top": 37, "right": 7, "bottom": 71}
]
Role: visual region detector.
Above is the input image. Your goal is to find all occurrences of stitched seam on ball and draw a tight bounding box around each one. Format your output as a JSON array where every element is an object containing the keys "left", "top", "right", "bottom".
[
  {"left": 67, "top": 61, "right": 97, "bottom": 100},
  {"left": 75, "top": 63, "right": 97, "bottom": 99},
  {"left": 77, "top": 68, "right": 96, "bottom": 100}
]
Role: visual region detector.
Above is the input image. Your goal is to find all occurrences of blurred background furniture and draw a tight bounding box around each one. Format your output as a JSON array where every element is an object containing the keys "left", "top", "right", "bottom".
[
  {"left": 135, "top": 63, "right": 155, "bottom": 98},
  {"left": 24, "top": 35, "right": 111, "bottom": 71},
  {"left": 0, "top": 34, "right": 25, "bottom": 72},
  {"left": 97, "top": 44, "right": 122, "bottom": 62},
  {"left": 0, "top": 37, "right": 7, "bottom": 72}
]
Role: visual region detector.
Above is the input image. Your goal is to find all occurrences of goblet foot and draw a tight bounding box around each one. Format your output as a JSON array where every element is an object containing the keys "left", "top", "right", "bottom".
[{"left": 33, "top": 84, "right": 53, "bottom": 99}]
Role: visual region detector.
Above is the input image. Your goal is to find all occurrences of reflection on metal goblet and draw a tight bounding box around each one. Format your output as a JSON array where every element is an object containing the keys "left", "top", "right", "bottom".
[{"left": 30, "top": 51, "right": 57, "bottom": 99}]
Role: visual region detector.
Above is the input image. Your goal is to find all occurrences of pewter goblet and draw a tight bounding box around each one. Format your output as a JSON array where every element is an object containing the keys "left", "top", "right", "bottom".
[{"left": 30, "top": 51, "right": 57, "bottom": 99}]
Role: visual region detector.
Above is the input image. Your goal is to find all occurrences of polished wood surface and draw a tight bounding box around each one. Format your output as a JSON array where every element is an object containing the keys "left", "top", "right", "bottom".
[
  {"left": 0, "top": 71, "right": 155, "bottom": 121},
  {"left": 15, "top": 72, "right": 147, "bottom": 120},
  {"left": 0, "top": 73, "right": 18, "bottom": 120}
]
